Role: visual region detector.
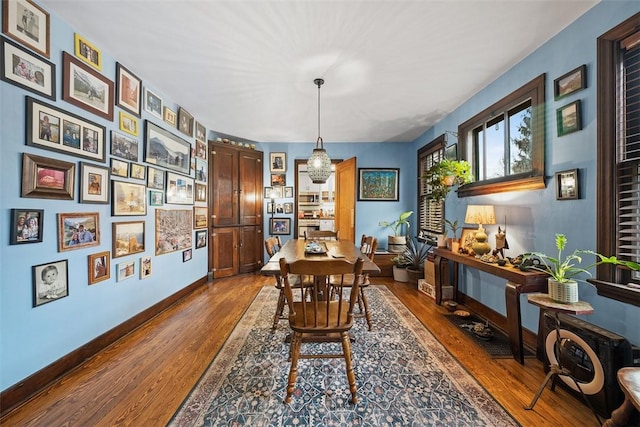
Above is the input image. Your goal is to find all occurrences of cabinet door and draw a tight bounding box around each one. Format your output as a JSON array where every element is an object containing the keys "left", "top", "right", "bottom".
[
  {"left": 239, "top": 150, "right": 263, "bottom": 225},
  {"left": 212, "top": 145, "right": 239, "bottom": 226},
  {"left": 239, "top": 225, "right": 262, "bottom": 273},
  {"left": 212, "top": 227, "right": 238, "bottom": 278}
]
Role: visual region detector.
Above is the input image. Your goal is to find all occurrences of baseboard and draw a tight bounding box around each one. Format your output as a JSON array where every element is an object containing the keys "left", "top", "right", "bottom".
[{"left": 0, "top": 275, "right": 208, "bottom": 418}]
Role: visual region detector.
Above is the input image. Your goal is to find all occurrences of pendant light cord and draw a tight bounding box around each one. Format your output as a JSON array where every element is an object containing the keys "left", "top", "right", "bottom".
[{"left": 314, "top": 78, "right": 324, "bottom": 148}]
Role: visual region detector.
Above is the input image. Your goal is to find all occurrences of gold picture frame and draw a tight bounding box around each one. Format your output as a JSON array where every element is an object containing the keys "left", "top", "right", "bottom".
[
  {"left": 73, "top": 33, "right": 101, "bottom": 70},
  {"left": 88, "top": 251, "right": 110, "bottom": 285},
  {"left": 22, "top": 153, "right": 75, "bottom": 200}
]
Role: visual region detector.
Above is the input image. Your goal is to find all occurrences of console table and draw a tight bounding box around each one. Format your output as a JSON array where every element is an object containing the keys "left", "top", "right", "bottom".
[{"left": 433, "top": 248, "right": 548, "bottom": 364}]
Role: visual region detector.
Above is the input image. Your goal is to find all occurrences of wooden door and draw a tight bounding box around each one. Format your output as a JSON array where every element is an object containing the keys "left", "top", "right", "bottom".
[
  {"left": 239, "top": 150, "right": 263, "bottom": 226},
  {"left": 211, "top": 144, "right": 238, "bottom": 227},
  {"left": 212, "top": 227, "right": 238, "bottom": 278},
  {"left": 239, "top": 225, "right": 262, "bottom": 273},
  {"left": 335, "top": 157, "right": 357, "bottom": 243}
]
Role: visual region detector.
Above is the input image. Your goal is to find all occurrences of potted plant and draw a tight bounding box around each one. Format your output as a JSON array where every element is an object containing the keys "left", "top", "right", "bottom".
[
  {"left": 378, "top": 210, "right": 413, "bottom": 253},
  {"left": 422, "top": 159, "right": 473, "bottom": 202},
  {"left": 444, "top": 218, "right": 461, "bottom": 252},
  {"left": 524, "top": 233, "right": 638, "bottom": 303},
  {"left": 391, "top": 254, "right": 409, "bottom": 282},
  {"left": 403, "top": 236, "right": 432, "bottom": 285}
]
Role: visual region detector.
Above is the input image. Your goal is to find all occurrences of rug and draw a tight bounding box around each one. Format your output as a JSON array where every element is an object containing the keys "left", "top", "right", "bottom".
[
  {"left": 443, "top": 313, "right": 535, "bottom": 359},
  {"left": 169, "top": 286, "right": 519, "bottom": 426}
]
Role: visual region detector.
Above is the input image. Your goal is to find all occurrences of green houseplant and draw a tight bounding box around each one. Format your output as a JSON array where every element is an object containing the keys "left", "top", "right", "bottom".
[
  {"left": 422, "top": 159, "right": 473, "bottom": 202},
  {"left": 444, "top": 218, "right": 461, "bottom": 251},
  {"left": 403, "top": 236, "right": 432, "bottom": 285},
  {"left": 378, "top": 210, "right": 413, "bottom": 253},
  {"left": 391, "top": 254, "right": 409, "bottom": 282}
]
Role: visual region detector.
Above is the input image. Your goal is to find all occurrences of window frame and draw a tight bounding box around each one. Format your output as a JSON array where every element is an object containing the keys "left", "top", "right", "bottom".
[{"left": 417, "top": 134, "right": 447, "bottom": 237}]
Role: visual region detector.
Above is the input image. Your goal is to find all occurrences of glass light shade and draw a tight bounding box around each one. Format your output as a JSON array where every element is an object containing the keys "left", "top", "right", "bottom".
[{"left": 307, "top": 147, "right": 331, "bottom": 184}]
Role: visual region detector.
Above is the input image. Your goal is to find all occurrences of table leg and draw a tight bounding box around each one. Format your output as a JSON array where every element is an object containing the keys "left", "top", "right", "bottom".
[{"left": 505, "top": 281, "right": 524, "bottom": 364}]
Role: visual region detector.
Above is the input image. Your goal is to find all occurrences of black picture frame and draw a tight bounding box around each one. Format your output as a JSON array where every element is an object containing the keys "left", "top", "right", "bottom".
[
  {"left": 556, "top": 100, "right": 582, "bottom": 137},
  {"left": 116, "top": 62, "right": 142, "bottom": 117},
  {"left": 195, "top": 230, "right": 207, "bottom": 249},
  {"left": 177, "top": 107, "right": 194, "bottom": 137},
  {"left": 270, "top": 217, "right": 291, "bottom": 235},
  {"left": 144, "top": 120, "right": 191, "bottom": 175},
  {"left": 554, "top": 64, "right": 586, "bottom": 100},
  {"left": 358, "top": 168, "right": 400, "bottom": 201},
  {"left": 1, "top": 36, "right": 56, "bottom": 100},
  {"left": 555, "top": 169, "right": 579, "bottom": 200},
  {"left": 32, "top": 259, "right": 68, "bottom": 307},
  {"left": 110, "top": 130, "right": 139, "bottom": 162},
  {"left": 10, "top": 208, "right": 44, "bottom": 244}
]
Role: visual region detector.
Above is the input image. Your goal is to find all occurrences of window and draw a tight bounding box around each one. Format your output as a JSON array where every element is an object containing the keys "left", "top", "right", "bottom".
[
  {"left": 418, "top": 135, "right": 446, "bottom": 239},
  {"left": 458, "top": 74, "right": 546, "bottom": 197},
  {"left": 595, "top": 13, "right": 640, "bottom": 305}
]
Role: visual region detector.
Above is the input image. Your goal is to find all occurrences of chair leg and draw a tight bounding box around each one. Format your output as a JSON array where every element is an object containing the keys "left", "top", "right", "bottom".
[
  {"left": 359, "top": 287, "right": 373, "bottom": 331},
  {"left": 340, "top": 331, "right": 358, "bottom": 404},
  {"left": 285, "top": 332, "right": 302, "bottom": 404},
  {"left": 272, "top": 289, "right": 286, "bottom": 332}
]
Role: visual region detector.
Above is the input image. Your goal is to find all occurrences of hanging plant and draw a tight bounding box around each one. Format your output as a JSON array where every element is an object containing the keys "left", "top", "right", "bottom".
[{"left": 422, "top": 159, "right": 473, "bottom": 202}]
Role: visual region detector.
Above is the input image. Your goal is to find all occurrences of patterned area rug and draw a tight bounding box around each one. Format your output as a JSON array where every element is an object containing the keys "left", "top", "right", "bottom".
[{"left": 169, "top": 286, "right": 519, "bottom": 426}]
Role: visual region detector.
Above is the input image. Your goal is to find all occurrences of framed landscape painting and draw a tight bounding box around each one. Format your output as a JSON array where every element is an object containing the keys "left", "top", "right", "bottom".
[
  {"left": 62, "top": 52, "right": 114, "bottom": 121},
  {"left": 358, "top": 168, "right": 399, "bottom": 201},
  {"left": 144, "top": 121, "right": 191, "bottom": 175},
  {"left": 155, "top": 209, "right": 192, "bottom": 255},
  {"left": 112, "top": 220, "right": 145, "bottom": 258}
]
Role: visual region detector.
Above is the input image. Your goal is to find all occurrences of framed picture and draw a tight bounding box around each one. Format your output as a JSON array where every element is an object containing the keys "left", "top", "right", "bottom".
[
  {"left": 1, "top": 36, "right": 55, "bottom": 100},
  {"left": 147, "top": 166, "right": 165, "bottom": 190},
  {"left": 195, "top": 122, "right": 206, "bottom": 142},
  {"left": 163, "top": 106, "right": 177, "bottom": 126},
  {"left": 140, "top": 255, "right": 152, "bottom": 279},
  {"left": 177, "top": 107, "right": 194, "bottom": 137},
  {"left": 119, "top": 111, "right": 139, "bottom": 137},
  {"left": 284, "top": 202, "right": 293, "bottom": 214},
  {"left": 266, "top": 202, "right": 274, "bottom": 214},
  {"left": 2, "top": 0, "right": 50, "bottom": 58},
  {"left": 116, "top": 62, "right": 141, "bottom": 116},
  {"left": 195, "top": 183, "right": 207, "bottom": 202},
  {"left": 182, "top": 248, "right": 192, "bottom": 262},
  {"left": 358, "top": 168, "right": 400, "bottom": 201},
  {"left": 110, "top": 158, "right": 129, "bottom": 178},
  {"left": 556, "top": 169, "right": 579, "bottom": 200},
  {"left": 88, "top": 251, "right": 110, "bottom": 285},
  {"left": 166, "top": 172, "right": 194, "bottom": 205},
  {"left": 112, "top": 181, "right": 146, "bottom": 216},
  {"left": 155, "top": 209, "right": 192, "bottom": 255},
  {"left": 144, "top": 87, "right": 162, "bottom": 119},
  {"left": 10, "top": 208, "right": 43, "bottom": 244},
  {"left": 195, "top": 230, "right": 207, "bottom": 249},
  {"left": 116, "top": 260, "right": 135, "bottom": 282},
  {"left": 149, "top": 189, "right": 164, "bottom": 206},
  {"left": 110, "top": 131, "right": 138, "bottom": 161},
  {"left": 79, "top": 162, "right": 109, "bottom": 204},
  {"left": 112, "top": 220, "right": 145, "bottom": 258},
  {"left": 62, "top": 52, "right": 114, "bottom": 121},
  {"left": 73, "top": 33, "right": 101, "bottom": 70},
  {"left": 193, "top": 206, "right": 208, "bottom": 229},
  {"left": 195, "top": 140, "right": 207, "bottom": 160},
  {"left": 195, "top": 158, "right": 207, "bottom": 183},
  {"left": 22, "top": 154, "right": 73, "bottom": 202},
  {"left": 445, "top": 144, "right": 458, "bottom": 160},
  {"left": 460, "top": 227, "right": 477, "bottom": 255},
  {"left": 270, "top": 152, "right": 286, "bottom": 172},
  {"left": 275, "top": 203, "right": 284, "bottom": 214},
  {"left": 271, "top": 173, "right": 286, "bottom": 186},
  {"left": 557, "top": 100, "right": 582, "bottom": 137},
  {"left": 26, "top": 96, "right": 106, "bottom": 162},
  {"left": 57, "top": 212, "right": 99, "bottom": 252},
  {"left": 144, "top": 121, "right": 191, "bottom": 175},
  {"left": 270, "top": 218, "right": 290, "bottom": 235},
  {"left": 554, "top": 64, "right": 586, "bottom": 100},
  {"left": 284, "top": 186, "right": 293, "bottom": 198},
  {"left": 264, "top": 186, "right": 282, "bottom": 199},
  {"left": 130, "top": 163, "right": 146, "bottom": 181},
  {"left": 32, "top": 259, "right": 68, "bottom": 307}
]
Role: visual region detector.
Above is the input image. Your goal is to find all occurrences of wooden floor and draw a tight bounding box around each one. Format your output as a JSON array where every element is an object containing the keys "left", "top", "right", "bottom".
[{"left": 1, "top": 274, "right": 599, "bottom": 426}]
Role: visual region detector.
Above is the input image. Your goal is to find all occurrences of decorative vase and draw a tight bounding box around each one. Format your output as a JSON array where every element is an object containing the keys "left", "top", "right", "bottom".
[
  {"left": 388, "top": 235, "right": 407, "bottom": 253},
  {"left": 406, "top": 268, "right": 424, "bottom": 286},
  {"left": 392, "top": 266, "right": 408, "bottom": 282},
  {"left": 548, "top": 279, "right": 579, "bottom": 303},
  {"left": 451, "top": 239, "right": 460, "bottom": 254}
]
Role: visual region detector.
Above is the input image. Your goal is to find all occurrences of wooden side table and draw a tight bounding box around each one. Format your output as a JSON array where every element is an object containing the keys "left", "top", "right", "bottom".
[
  {"left": 603, "top": 367, "right": 640, "bottom": 427},
  {"left": 525, "top": 293, "right": 601, "bottom": 425}
]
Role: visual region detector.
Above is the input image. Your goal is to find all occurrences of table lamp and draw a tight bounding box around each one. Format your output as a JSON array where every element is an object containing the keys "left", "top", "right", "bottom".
[{"left": 464, "top": 205, "right": 496, "bottom": 256}]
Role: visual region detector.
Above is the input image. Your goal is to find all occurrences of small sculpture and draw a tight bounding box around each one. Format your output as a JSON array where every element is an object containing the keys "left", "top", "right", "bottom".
[{"left": 492, "top": 226, "right": 509, "bottom": 259}]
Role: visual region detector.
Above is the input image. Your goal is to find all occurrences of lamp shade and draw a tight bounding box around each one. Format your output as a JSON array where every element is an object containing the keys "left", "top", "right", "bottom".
[
  {"left": 307, "top": 139, "right": 332, "bottom": 184},
  {"left": 464, "top": 205, "right": 496, "bottom": 225}
]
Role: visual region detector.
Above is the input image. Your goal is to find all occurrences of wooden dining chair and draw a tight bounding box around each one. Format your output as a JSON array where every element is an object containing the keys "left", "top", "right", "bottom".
[
  {"left": 303, "top": 229, "right": 339, "bottom": 240},
  {"left": 329, "top": 234, "right": 378, "bottom": 330},
  {"left": 278, "top": 257, "right": 364, "bottom": 404}
]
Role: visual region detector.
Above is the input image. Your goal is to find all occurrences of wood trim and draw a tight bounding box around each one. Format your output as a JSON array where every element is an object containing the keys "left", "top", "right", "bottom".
[{"left": 0, "top": 275, "right": 208, "bottom": 417}]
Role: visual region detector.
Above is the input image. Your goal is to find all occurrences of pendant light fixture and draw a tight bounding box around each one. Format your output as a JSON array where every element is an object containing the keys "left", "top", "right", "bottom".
[{"left": 307, "top": 78, "right": 332, "bottom": 184}]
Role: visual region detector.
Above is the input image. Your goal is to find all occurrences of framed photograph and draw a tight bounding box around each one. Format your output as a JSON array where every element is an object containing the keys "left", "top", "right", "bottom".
[
  {"left": 264, "top": 186, "right": 282, "bottom": 199},
  {"left": 88, "top": 251, "right": 110, "bottom": 285},
  {"left": 2, "top": 0, "right": 50, "bottom": 58},
  {"left": 110, "top": 158, "right": 129, "bottom": 178},
  {"left": 193, "top": 206, "right": 207, "bottom": 229},
  {"left": 195, "top": 183, "right": 207, "bottom": 202},
  {"left": 284, "top": 187, "right": 293, "bottom": 198},
  {"left": 119, "top": 111, "right": 139, "bottom": 137},
  {"left": 358, "top": 168, "right": 400, "bottom": 201},
  {"left": 166, "top": 171, "right": 194, "bottom": 205},
  {"left": 554, "top": 64, "right": 586, "bottom": 100},
  {"left": 177, "top": 107, "right": 194, "bottom": 137},
  {"left": 62, "top": 52, "right": 114, "bottom": 121},
  {"left": 144, "top": 121, "right": 191, "bottom": 175},
  {"left": 284, "top": 202, "right": 293, "bottom": 214},
  {"left": 460, "top": 227, "right": 477, "bottom": 255},
  {"left": 144, "top": 87, "right": 162, "bottom": 118},
  {"left": 112, "top": 181, "right": 146, "bottom": 216},
  {"left": 110, "top": 131, "right": 138, "bottom": 161},
  {"left": 556, "top": 169, "right": 579, "bottom": 200},
  {"left": 26, "top": 96, "right": 107, "bottom": 162},
  {"left": 112, "top": 220, "right": 145, "bottom": 258},
  {"left": 79, "top": 162, "right": 109, "bottom": 204},
  {"left": 147, "top": 166, "right": 165, "bottom": 190},
  {"left": 155, "top": 209, "right": 192, "bottom": 255},
  {"left": 10, "top": 208, "right": 43, "bottom": 244},
  {"left": 140, "top": 255, "right": 152, "bottom": 279},
  {"left": 195, "top": 158, "right": 207, "bottom": 183},
  {"left": 270, "top": 218, "right": 290, "bottom": 235},
  {"left": 73, "top": 33, "right": 101, "bottom": 70},
  {"left": 130, "top": 163, "right": 146, "bottom": 181},
  {"left": 195, "top": 122, "right": 206, "bottom": 142},
  {"left": 32, "top": 259, "right": 68, "bottom": 307},
  {"left": 445, "top": 144, "right": 458, "bottom": 160},
  {"left": 22, "top": 153, "right": 75, "bottom": 200},
  {"left": 195, "top": 230, "right": 207, "bottom": 249},
  {"left": 163, "top": 106, "right": 177, "bottom": 126},
  {"left": 271, "top": 173, "right": 286, "bottom": 186},
  {"left": 195, "top": 140, "right": 207, "bottom": 160},
  {"left": 266, "top": 202, "right": 274, "bottom": 214},
  {"left": 1, "top": 36, "right": 55, "bottom": 100},
  {"left": 182, "top": 248, "right": 192, "bottom": 262},
  {"left": 557, "top": 100, "right": 582, "bottom": 137},
  {"left": 57, "top": 212, "right": 99, "bottom": 251},
  {"left": 116, "top": 260, "right": 135, "bottom": 282},
  {"left": 149, "top": 189, "right": 164, "bottom": 206},
  {"left": 270, "top": 152, "right": 286, "bottom": 172},
  {"left": 275, "top": 203, "right": 284, "bottom": 214},
  {"left": 116, "top": 62, "right": 141, "bottom": 116}
]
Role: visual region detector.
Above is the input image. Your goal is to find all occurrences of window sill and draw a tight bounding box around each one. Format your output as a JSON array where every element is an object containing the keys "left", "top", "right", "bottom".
[
  {"left": 457, "top": 175, "right": 545, "bottom": 198},
  {"left": 587, "top": 279, "right": 640, "bottom": 307}
]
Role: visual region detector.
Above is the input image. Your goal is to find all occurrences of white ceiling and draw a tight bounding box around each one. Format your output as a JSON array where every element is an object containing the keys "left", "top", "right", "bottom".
[{"left": 41, "top": 0, "right": 598, "bottom": 143}]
